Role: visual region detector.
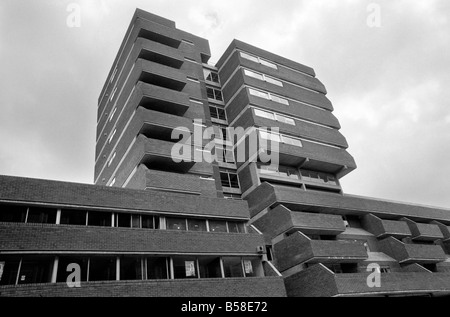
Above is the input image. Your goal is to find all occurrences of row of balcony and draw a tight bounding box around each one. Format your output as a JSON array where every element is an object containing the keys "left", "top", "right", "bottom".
[{"left": 285, "top": 263, "right": 450, "bottom": 297}]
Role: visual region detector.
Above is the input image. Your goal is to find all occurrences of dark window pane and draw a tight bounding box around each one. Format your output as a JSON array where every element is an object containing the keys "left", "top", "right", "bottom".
[
  {"left": 142, "top": 215, "right": 156, "bottom": 229},
  {"left": 0, "top": 256, "right": 21, "bottom": 285},
  {"left": 187, "top": 219, "right": 207, "bottom": 232},
  {"left": 206, "top": 88, "right": 215, "bottom": 99},
  {"left": 220, "top": 173, "right": 230, "bottom": 188},
  {"left": 214, "top": 90, "right": 223, "bottom": 101},
  {"left": 223, "top": 257, "right": 243, "bottom": 278},
  {"left": 0, "top": 205, "right": 27, "bottom": 223},
  {"left": 228, "top": 222, "right": 245, "bottom": 233},
  {"left": 117, "top": 213, "right": 131, "bottom": 228},
  {"left": 199, "top": 257, "right": 221, "bottom": 278},
  {"left": 60, "top": 210, "right": 86, "bottom": 226},
  {"left": 147, "top": 257, "right": 168, "bottom": 280},
  {"left": 18, "top": 256, "right": 54, "bottom": 284},
  {"left": 89, "top": 257, "right": 116, "bottom": 281},
  {"left": 229, "top": 173, "right": 240, "bottom": 189},
  {"left": 217, "top": 108, "right": 226, "bottom": 121},
  {"left": 211, "top": 72, "right": 220, "bottom": 83},
  {"left": 209, "top": 220, "right": 228, "bottom": 233},
  {"left": 166, "top": 218, "right": 186, "bottom": 231},
  {"left": 27, "top": 207, "right": 57, "bottom": 224},
  {"left": 131, "top": 215, "right": 141, "bottom": 228},
  {"left": 120, "top": 256, "right": 143, "bottom": 281},
  {"left": 88, "top": 211, "right": 111, "bottom": 227},
  {"left": 209, "top": 106, "right": 218, "bottom": 119}
]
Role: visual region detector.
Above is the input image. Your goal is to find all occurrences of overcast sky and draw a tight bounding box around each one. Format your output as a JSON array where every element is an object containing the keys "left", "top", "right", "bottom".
[{"left": 0, "top": 0, "right": 449, "bottom": 208}]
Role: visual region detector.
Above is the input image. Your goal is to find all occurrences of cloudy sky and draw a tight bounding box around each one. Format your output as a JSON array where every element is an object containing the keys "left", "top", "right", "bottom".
[{"left": 0, "top": 0, "right": 449, "bottom": 208}]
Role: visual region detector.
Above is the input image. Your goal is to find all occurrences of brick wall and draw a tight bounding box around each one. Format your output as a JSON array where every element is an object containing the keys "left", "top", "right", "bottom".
[
  {"left": 0, "top": 223, "right": 265, "bottom": 254},
  {"left": 0, "top": 277, "right": 286, "bottom": 297}
]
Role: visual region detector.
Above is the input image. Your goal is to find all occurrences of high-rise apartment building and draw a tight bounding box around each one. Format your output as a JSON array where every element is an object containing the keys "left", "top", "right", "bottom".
[{"left": 1, "top": 9, "right": 450, "bottom": 297}]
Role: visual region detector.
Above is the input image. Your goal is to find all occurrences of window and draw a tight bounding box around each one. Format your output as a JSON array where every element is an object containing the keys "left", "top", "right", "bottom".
[
  {"left": 242, "top": 258, "right": 263, "bottom": 277},
  {"left": 108, "top": 152, "right": 116, "bottom": 167},
  {"left": 209, "top": 105, "right": 227, "bottom": 121},
  {"left": 110, "top": 87, "right": 117, "bottom": 101},
  {"left": 17, "top": 256, "right": 54, "bottom": 285},
  {"left": 301, "top": 170, "right": 338, "bottom": 185},
  {"left": 220, "top": 172, "right": 240, "bottom": 189},
  {"left": 166, "top": 217, "right": 187, "bottom": 231},
  {"left": 258, "top": 164, "right": 299, "bottom": 180},
  {"left": 0, "top": 205, "right": 27, "bottom": 223},
  {"left": 89, "top": 257, "right": 116, "bottom": 281},
  {"left": 240, "top": 52, "right": 278, "bottom": 69},
  {"left": 275, "top": 114, "right": 295, "bottom": 125},
  {"left": 244, "top": 69, "right": 282, "bottom": 87},
  {"left": 254, "top": 108, "right": 296, "bottom": 126},
  {"left": 259, "top": 130, "right": 281, "bottom": 142},
  {"left": 240, "top": 52, "right": 259, "bottom": 63},
  {"left": 109, "top": 129, "right": 116, "bottom": 144},
  {"left": 147, "top": 257, "right": 169, "bottom": 280},
  {"left": 0, "top": 256, "right": 21, "bottom": 285},
  {"left": 188, "top": 219, "right": 207, "bottom": 232},
  {"left": 209, "top": 220, "right": 228, "bottom": 233},
  {"left": 206, "top": 87, "right": 223, "bottom": 102},
  {"left": 254, "top": 109, "right": 275, "bottom": 120},
  {"left": 88, "top": 211, "right": 112, "bottom": 227},
  {"left": 244, "top": 69, "right": 264, "bottom": 81},
  {"left": 260, "top": 59, "right": 278, "bottom": 69},
  {"left": 223, "top": 193, "right": 242, "bottom": 200},
  {"left": 203, "top": 69, "right": 220, "bottom": 83},
  {"left": 228, "top": 222, "right": 245, "bottom": 234},
  {"left": 60, "top": 209, "right": 87, "bottom": 226},
  {"left": 173, "top": 257, "right": 197, "bottom": 279},
  {"left": 380, "top": 267, "right": 391, "bottom": 274},
  {"left": 109, "top": 107, "right": 117, "bottom": 122},
  {"left": 27, "top": 207, "right": 57, "bottom": 224},
  {"left": 198, "top": 257, "right": 221, "bottom": 279},
  {"left": 249, "top": 88, "right": 289, "bottom": 105},
  {"left": 215, "top": 146, "right": 235, "bottom": 163},
  {"left": 142, "top": 215, "right": 159, "bottom": 229},
  {"left": 120, "top": 256, "right": 143, "bottom": 281},
  {"left": 57, "top": 256, "right": 89, "bottom": 283},
  {"left": 110, "top": 67, "right": 117, "bottom": 83},
  {"left": 281, "top": 135, "right": 303, "bottom": 147},
  {"left": 270, "top": 95, "right": 289, "bottom": 105},
  {"left": 249, "top": 88, "right": 270, "bottom": 100},
  {"left": 222, "top": 257, "right": 244, "bottom": 278}
]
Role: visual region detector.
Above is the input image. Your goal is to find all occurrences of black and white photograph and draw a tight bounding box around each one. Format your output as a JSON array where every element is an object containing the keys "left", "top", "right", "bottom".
[{"left": 0, "top": 0, "right": 449, "bottom": 302}]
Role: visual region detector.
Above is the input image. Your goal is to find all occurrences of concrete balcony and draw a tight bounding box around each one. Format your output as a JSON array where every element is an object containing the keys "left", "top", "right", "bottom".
[
  {"left": 0, "top": 223, "right": 265, "bottom": 255},
  {"left": 432, "top": 221, "right": 450, "bottom": 242},
  {"left": 378, "top": 237, "right": 446, "bottom": 264},
  {"left": 140, "top": 135, "right": 196, "bottom": 173},
  {"left": 233, "top": 108, "right": 348, "bottom": 149},
  {"left": 402, "top": 218, "right": 444, "bottom": 241},
  {"left": 0, "top": 277, "right": 286, "bottom": 297},
  {"left": 362, "top": 214, "right": 412, "bottom": 239},
  {"left": 274, "top": 232, "right": 368, "bottom": 272},
  {"left": 137, "top": 107, "right": 193, "bottom": 142},
  {"left": 144, "top": 167, "right": 216, "bottom": 196},
  {"left": 253, "top": 205, "right": 346, "bottom": 240},
  {"left": 136, "top": 37, "right": 184, "bottom": 69},
  {"left": 245, "top": 182, "right": 450, "bottom": 223},
  {"left": 285, "top": 263, "right": 450, "bottom": 297},
  {"left": 137, "top": 82, "right": 191, "bottom": 116},
  {"left": 135, "top": 58, "right": 187, "bottom": 91}
]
